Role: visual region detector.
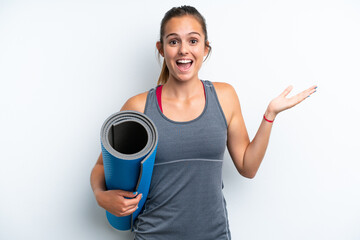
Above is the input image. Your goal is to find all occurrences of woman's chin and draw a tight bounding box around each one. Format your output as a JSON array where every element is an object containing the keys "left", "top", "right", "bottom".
[{"left": 170, "top": 73, "right": 197, "bottom": 82}]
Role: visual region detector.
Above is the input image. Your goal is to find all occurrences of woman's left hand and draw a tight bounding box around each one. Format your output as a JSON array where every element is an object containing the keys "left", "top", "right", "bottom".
[{"left": 265, "top": 85, "right": 317, "bottom": 120}]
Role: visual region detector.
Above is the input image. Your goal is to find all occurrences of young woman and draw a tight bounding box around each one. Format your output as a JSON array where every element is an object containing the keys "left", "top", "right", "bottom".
[{"left": 90, "top": 6, "right": 317, "bottom": 240}]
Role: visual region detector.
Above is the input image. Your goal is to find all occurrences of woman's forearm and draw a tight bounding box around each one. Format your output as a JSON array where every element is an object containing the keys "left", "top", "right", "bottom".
[
  {"left": 90, "top": 160, "right": 107, "bottom": 197},
  {"left": 242, "top": 109, "right": 276, "bottom": 178}
]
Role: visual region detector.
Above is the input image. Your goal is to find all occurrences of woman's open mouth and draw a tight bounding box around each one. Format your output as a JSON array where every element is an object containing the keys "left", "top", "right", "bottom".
[{"left": 176, "top": 59, "right": 193, "bottom": 72}]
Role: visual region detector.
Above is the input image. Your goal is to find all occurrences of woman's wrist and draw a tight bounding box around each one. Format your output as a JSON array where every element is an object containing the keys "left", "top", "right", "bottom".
[
  {"left": 94, "top": 189, "right": 105, "bottom": 205},
  {"left": 264, "top": 108, "right": 277, "bottom": 122}
]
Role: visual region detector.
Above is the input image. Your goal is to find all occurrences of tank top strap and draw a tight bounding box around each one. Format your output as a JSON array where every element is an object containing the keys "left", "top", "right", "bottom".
[
  {"left": 144, "top": 86, "right": 158, "bottom": 117},
  {"left": 202, "top": 80, "right": 228, "bottom": 129}
]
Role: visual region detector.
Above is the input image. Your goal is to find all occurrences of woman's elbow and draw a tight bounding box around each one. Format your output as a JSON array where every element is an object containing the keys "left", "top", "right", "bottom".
[
  {"left": 242, "top": 173, "right": 256, "bottom": 179},
  {"left": 238, "top": 168, "right": 257, "bottom": 179}
]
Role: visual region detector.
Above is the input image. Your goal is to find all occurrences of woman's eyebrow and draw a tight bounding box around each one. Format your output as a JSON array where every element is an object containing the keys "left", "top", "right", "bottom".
[
  {"left": 188, "top": 32, "right": 201, "bottom": 37},
  {"left": 165, "top": 33, "right": 178, "bottom": 39},
  {"left": 165, "top": 32, "right": 201, "bottom": 39}
]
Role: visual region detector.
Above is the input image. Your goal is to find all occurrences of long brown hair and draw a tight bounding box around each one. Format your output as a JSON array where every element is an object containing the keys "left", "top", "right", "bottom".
[{"left": 157, "top": 6, "right": 212, "bottom": 85}]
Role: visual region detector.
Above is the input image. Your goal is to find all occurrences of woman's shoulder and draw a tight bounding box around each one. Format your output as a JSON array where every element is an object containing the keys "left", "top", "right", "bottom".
[
  {"left": 120, "top": 91, "right": 149, "bottom": 113},
  {"left": 211, "top": 81, "right": 240, "bottom": 124},
  {"left": 211, "top": 81, "right": 238, "bottom": 100}
]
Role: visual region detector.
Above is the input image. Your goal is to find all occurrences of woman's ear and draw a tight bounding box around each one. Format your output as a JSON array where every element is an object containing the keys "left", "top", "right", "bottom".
[
  {"left": 156, "top": 41, "right": 164, "bottom": 57},
  {"left": 204, "top": 40, "right": 210, "bottom": 56}
]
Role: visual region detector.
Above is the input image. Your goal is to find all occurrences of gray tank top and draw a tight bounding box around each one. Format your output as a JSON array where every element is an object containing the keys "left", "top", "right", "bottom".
[{"left": 133, "top": 80, "right": 231, "bottom": 240}]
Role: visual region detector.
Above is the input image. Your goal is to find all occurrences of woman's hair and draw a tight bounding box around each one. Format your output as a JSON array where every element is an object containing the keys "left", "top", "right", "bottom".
[{"left": 157, "top": 5, "right": 212, "bottom": 85}]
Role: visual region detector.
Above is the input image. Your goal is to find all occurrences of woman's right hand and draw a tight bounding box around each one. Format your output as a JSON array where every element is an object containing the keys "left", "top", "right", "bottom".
[{"left": 95, "top": 189, "right": 142, "bottom": 217}]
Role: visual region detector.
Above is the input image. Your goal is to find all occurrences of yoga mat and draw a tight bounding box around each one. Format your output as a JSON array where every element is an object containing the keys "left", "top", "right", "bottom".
[{"left": 100, "top": 110, "right": 158, "bottom": 230}]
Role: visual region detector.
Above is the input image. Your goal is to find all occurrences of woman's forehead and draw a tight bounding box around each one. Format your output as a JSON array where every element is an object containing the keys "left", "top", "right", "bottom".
[{"left": 164, "top": 15, "right": 204, "bottom": 37}]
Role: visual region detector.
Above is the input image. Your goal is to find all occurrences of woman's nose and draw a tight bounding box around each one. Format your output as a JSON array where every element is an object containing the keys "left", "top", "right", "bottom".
[{"left": 178, "top": 43, "right": 189, "bottom": 55}]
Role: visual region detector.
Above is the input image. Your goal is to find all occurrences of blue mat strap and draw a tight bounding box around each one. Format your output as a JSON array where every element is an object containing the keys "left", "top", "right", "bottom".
[{"left": 131, "top": 144, "right": 157, "bottom": 227}]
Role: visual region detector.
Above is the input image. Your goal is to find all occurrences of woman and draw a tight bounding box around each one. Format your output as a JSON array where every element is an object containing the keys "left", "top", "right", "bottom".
[{"left": 90, "top": 5, "right": 317, "bottom": 240}]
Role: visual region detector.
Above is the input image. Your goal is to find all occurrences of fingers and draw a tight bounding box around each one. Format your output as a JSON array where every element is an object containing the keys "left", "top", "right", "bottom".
[
  {"left": 280, "top": 85, "right": 293, "bottom": 97},
  {"left": 116, "top": 190, "right": 139, "bottom": 198},
  {"left": 120, "top": 205, "right": 139, "bottom": 216},
  {"left": 280, "top": 85, "right": 317, "bottom": 99},
  {"left": 307, "top": 85, "right": 317, "bottom": 97},
  {"left": 290, "top": 85, "right": 317, "bottom": 106},
  {"left": 123, "top": 193, "right": 142, "bottom": 206},
  {"left": 301, "top": 85, "right": 317, "bottom": 100},
  {"left": 286, "top": 84, "right": 317, "bottom": 100},
  {"left": 120, "top": 193, "right": 142, "bottom": 213}
]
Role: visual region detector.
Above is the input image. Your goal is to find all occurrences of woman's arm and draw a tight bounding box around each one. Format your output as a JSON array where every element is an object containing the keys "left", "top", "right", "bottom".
[
  {"left": 90, "top": 153, "right": 142, "bottom": 216},
  {"left": 214, "top": 83, "right": 317, "bottom": 179},
  {"left": 90, "top": 92, "right": 148, "bottom": 216}
]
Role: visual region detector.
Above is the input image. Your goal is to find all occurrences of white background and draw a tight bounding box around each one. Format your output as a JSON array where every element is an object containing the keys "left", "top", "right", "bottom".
[{"left": 1, "top": 0, "right": 359, "bottom": 239}]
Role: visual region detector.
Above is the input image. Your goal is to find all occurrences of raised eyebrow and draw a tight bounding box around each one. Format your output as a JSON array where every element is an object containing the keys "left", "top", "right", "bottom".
[
  {"left": 188, "top": 32, "right": 201, "bottom": 37},
  {"left": 165, "top": 32, "right": 201, "bottom": 39},
  {"left": 165, "top": 33, "right": 179, "bottom": 39}
]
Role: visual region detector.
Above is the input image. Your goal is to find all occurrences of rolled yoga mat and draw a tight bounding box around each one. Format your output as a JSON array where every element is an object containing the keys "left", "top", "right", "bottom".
[{"left": 100, "top": 110, "right": 158, "bottom": 230}]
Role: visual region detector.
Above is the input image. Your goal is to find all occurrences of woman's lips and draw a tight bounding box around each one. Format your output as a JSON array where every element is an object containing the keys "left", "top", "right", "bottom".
[{"left": 176, "top": 59, "right": 193, "bottom": 72}]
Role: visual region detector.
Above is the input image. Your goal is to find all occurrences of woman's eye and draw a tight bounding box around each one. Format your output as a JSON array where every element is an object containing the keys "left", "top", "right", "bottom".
[
  {"left": 190, "top": 39, "right": 198, "bottom": 44},
  {"left": 169, "top": 40, "right": 178, "bottom": 45}
]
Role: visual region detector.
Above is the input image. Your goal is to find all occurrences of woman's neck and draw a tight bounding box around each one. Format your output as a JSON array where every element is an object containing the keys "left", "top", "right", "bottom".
[{"left": 163, "top": 76, "right": 202, "bottom": 100}]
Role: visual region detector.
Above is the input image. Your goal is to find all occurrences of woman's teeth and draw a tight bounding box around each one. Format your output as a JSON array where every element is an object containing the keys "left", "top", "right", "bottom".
[{"left": 176, "top": 59, "right": 193, "bottom": 64}]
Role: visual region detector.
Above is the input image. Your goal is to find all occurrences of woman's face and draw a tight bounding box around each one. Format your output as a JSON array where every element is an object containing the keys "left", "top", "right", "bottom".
[{"left": 157, "top": 15, "right": 209, "bottom": 83}]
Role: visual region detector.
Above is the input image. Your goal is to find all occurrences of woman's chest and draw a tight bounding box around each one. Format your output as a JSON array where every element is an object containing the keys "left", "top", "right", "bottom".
[{"left": 153, "top": 120, "right": 227, "bottom": 164}]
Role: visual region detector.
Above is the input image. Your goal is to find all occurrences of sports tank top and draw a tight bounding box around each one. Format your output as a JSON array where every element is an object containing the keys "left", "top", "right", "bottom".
[{"left": 133, "top": 80, "right": 231, "bottom": 240}]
